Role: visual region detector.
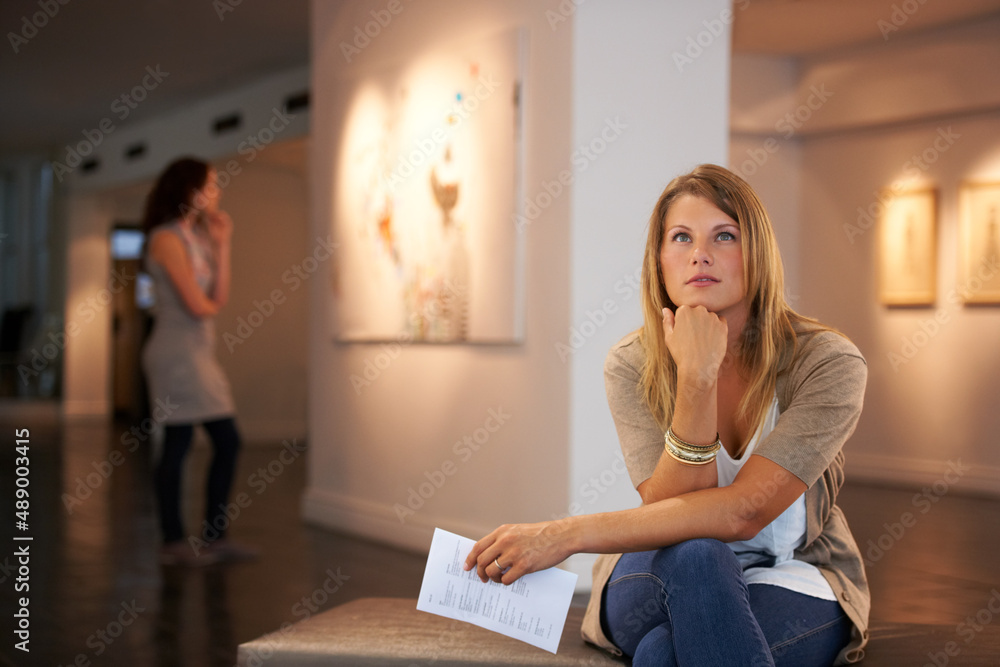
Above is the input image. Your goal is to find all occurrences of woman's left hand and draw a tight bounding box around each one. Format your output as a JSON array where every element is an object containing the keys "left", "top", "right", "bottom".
[{"left": 463, "top": 520, "right": 574, "bottom": 585}]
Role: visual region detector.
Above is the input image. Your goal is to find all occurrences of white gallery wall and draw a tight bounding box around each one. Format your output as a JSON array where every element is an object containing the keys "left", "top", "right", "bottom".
[
  {"left": 729, "top": 54, "right": 803, "bottom": 300},
  {"left": 305, "top": 0, "right": 576, "bottom": 554},
  {"left": 304, "top": 0, "right": 731, "bottom": 587},
  {"left": 731, "top": 17, "right": 1000, "bottom": 495}
]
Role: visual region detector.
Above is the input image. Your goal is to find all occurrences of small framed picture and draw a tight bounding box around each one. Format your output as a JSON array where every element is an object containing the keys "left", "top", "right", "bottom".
[
  {"left": 958, "top": 182, "right": 1000, "bottom": 304},
  {"left": 878, "top": 187, "right": 937, "bottom": 306}
]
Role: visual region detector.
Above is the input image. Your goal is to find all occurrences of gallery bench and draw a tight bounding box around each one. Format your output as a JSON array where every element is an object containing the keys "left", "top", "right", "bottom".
[{"left": 237, "top": 596, "right": 1000, "bottom": 666}]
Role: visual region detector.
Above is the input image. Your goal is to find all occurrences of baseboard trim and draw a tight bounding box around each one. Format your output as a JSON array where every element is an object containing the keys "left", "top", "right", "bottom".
[
  {"left": 0, "top": 399, "right": 62, "bottom": 421},
  {"left": 301, "top": 486, "right": 597, "bottom": 591},
  {"left": 298, "top": 458, "right": 1000, "bottom": 596},
  {"left": 845, "top": 453, "right": 1000, "bottom": 498}
]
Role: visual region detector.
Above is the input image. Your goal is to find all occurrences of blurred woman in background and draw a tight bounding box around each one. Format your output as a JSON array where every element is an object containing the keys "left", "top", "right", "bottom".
[{"left": 142, "top": 157, "right": 255, "bottom": 566}]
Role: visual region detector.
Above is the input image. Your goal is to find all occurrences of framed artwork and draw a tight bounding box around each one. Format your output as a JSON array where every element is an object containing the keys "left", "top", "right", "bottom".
[
  {"left": 332, "top": 28, "right": 526, "bottom": 343},
  {"left": 878, "top": 187, "right": 937, "bottom": 306},
  {"left": 958, "top": 181, "right": 1000, "bottom": 304}
]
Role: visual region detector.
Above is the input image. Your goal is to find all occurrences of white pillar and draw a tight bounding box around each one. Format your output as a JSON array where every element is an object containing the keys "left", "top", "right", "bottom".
[{"left": 566, "top": 0, "right": 732, "bottom": 586}]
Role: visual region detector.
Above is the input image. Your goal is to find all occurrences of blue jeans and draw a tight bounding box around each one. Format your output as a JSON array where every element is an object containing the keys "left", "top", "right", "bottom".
[{"left": 602, "top": 539, "right": 852, "bottom": 666}]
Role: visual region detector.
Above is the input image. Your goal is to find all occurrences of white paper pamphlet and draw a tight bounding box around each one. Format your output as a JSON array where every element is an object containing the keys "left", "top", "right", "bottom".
[{"left": 416, "top": 527, "right": 579, "bottom": 654}]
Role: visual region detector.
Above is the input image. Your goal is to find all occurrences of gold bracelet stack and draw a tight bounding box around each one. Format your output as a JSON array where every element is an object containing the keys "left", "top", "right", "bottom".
[{"left": 664, "top": 427, "right": 721, "bottom": 466}]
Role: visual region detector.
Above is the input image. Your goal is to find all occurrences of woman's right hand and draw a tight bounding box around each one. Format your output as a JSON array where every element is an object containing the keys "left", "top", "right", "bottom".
[
  {"left": 463, "top": 520, "right": 576, "bottom": 585},
  {"left": 662, "top": 306, "right": 728, "bottom": 390},
  {"left": 204, "top": 210, "right": 233, "bottom": 247}
]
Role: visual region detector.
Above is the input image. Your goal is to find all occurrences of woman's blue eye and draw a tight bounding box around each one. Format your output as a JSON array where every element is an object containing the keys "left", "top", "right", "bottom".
[
  {"left": 672, "top": 232, "right": 690, "bottom": 242},
  {"left": 718, "top": 231, "right": 736, "bottom": 241}
]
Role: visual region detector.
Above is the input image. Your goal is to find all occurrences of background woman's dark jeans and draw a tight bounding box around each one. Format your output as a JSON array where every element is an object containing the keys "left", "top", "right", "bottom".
[{"left": 155, "top": 417, "right": 241, "bottom": 544}]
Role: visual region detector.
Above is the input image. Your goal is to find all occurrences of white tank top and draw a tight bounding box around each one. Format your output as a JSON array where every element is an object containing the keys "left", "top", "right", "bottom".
[{"left": 717, "top": 395, "right": 837, "bottom": 601}]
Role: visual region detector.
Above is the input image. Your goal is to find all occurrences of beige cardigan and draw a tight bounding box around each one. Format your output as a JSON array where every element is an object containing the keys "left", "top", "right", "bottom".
[{"left": 580, "top": 327, "right": 871, "bottom": 665}]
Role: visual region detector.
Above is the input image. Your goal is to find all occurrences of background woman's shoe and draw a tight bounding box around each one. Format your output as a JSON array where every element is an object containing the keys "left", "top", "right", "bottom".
[
  {"left": 203, "top": 539, "right": 260, "bottom": 563},
  {"left": 160, "top": 540, "right": 220, "bottom": 567}
]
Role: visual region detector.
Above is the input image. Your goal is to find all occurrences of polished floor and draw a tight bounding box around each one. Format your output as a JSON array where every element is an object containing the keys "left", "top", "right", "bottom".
[{"left": 1, "top": 403, "right": 998, "bottom": 666}]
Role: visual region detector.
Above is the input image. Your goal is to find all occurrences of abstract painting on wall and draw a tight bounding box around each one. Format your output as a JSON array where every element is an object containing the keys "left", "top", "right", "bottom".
[
  {"left": 958, "top": 181, "right": 1000, "bottom": 304},
  {"left": 878, "top": 187, "right": 937, "bottom": 306},
  {"left": 333, "top": 28, "right": 525, "bottom": 343}
]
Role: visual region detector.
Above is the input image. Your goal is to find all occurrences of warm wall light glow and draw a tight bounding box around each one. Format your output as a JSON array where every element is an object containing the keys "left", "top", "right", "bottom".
[
  {"left": 965, "top": 145, "right": 1000, "bottom": 182},
  {"left": 878, "top": 188, "right": 936, "bottom": 306},
  {"left": 333, "top": 29, "right": 524, "bottom": 344},
  {"left": 957, "top": 182, "right": 1000, "bottom": 303},
  {"left": 336, "top": 81, "right": 401, "bottom": 335}
]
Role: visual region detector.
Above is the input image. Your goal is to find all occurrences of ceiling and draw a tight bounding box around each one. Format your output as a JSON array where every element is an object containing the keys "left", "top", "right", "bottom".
[
  {"left": 732, "top": 0, "right": 1000, "bottom": 55},
  {"left": 0, "top": 0, "right": 310, "bottom": 152},
  {"left": 2, "top": 0, "right": 999, "bottom": 154}
]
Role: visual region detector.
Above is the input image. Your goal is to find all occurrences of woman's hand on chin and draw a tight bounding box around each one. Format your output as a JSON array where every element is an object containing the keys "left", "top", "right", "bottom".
[{"left": 662, "top": 305, "right": 728, "bottom": 387}]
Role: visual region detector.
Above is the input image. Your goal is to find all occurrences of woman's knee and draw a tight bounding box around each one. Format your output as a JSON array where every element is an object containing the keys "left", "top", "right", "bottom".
[
  {"left": 653, "top": 538, "right": 735, "bottom": 573},
  {"left": 632, "top": 623, "right": 678, "bottom": 667},
  {"left": 664, "top": 537, "right": 729, "bottom": 559},
  {"left": 646, "top": 539, "right": 746, "bottom": 597},
  {"left": 604, "top": 575, "right": 670, "bottom": 658}
]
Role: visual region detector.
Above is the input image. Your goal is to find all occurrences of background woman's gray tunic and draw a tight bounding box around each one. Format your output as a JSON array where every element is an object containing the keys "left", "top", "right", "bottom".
[{"left": 142, "top": 221, "right": 236, "bottom": 424}]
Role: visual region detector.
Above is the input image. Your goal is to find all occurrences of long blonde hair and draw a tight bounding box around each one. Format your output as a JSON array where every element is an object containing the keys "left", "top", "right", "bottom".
[{"left": 639, "top": 164, "right": 824, "bottom": 433}]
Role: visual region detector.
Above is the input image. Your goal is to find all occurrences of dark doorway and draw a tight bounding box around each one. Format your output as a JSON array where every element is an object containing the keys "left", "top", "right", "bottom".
[{"left": 109, "top": 224, "right": 152, "bottom": 422}]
